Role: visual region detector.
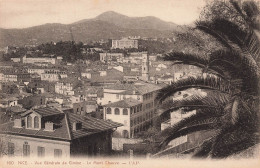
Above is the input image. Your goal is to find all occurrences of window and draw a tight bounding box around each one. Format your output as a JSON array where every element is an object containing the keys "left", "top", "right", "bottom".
[
  {"left": 37, "top": 146, "right": 45, "bottom": 157},
  {"left": 116, "top": 94, "right": 119, "bottom": 99},
  {"left": 27, "top": 116, "right": 32, "bottom": 128},
  {"left": 123, "top": 109, "right": 128, "bottom": 115},
  {"left": 114, "top": 108, "right": 120, "bottom": 115},
  {"left": 106, "top": 108, "right": 111, "bottom": 114},
  {"left": 81, "top": 107, "right": 83, "bottom": 111},
  {"left": 54, "top": 149, "right": 62, "bottom": 158},
  {"left": 8, "top": 142, "right": 14, "bottom": 156},
  {"left": 23, "top": 144, "right": 30, "bottom": 157},
  {"left": 34, "top": 116, "right": 39, "bottom": 128},
  {"left": 123, "top": 130, "right": 129, "bottom": 138}
]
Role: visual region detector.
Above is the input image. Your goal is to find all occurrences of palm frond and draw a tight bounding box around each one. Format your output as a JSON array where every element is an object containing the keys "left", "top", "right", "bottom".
[
  {"left": 210, "top": 124, "right": 259, "bottom": 158},
  {"left": 197, "top": 18, "right": 260, "bottom": 63},
  {"left": 159, "top": 93, "right": 230, "bottom": 116},
  {"left": 209, "top": 49, "right": 260, "bottom": 93},
  {"left": 156, "top": 76, "right": 234, "bottom": 103},
  {"left": 164, "top": 52, "right": 209, "bottom": 66},
  {"left": 160, "top": 120, "right": 219, "bottom": 149},
  {"left": 192, "top": 136, "right": 216, "bottom": 158},
  {"left": 230, "top": 0, "right": 247, "bottom": 20},
  {"left": 242, "top": 1, "right": 260, "bottom": 20},
  {"left": 196, "top": 20, "right": 233, "bottom": 49}
]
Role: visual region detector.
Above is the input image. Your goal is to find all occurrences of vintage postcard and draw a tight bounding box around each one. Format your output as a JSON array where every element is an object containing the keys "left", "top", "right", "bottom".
[{"left": 0, "top": 0, "right": 260, "bottom": 168}]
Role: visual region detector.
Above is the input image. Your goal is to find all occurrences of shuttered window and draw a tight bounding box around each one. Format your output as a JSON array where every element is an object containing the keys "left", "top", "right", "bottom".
[
  {"left": 37, "top": 146, "right": 45, "bottom": 157},
  {"left": 54, "top": 149, "right": 62, "bottom": 158},
  {"left": 23, "top": 144, "right": 30, "bottom": 157},
  {"left": 8, "top": 142, "right": 14, "bottom": 156}
]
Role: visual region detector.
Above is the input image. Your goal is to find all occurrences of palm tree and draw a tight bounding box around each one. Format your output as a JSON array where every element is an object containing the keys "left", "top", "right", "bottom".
[{"left": 156, "top": 0, "right": 260, "bottom": 158}]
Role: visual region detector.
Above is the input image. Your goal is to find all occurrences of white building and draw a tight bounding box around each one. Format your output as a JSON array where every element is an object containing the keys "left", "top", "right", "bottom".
[
  {"left": 22, "top": 55, "right": 56, "bottom": 65},
  {"left": 103, "top": 98, "right": 142, "bottom": 138},
  {"left": 55, "top": 82, "right": 75, "bottom": 96},
  {"left": 100, "top": 82, "right": 163, "bottom": 137},
  {"left": 40, "top": 71, "right": 67, "bottom": 82},
  {"left": 100, "top": 53, "right": 124, "bottom": 63},
  {"left": 112, "top": 38, "right": 138, "bottom": 49}
]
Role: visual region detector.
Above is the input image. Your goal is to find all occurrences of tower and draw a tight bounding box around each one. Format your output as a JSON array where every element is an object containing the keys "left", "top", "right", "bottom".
[{"left": 142, "top": 52, "right": 149, "bottom": 81}]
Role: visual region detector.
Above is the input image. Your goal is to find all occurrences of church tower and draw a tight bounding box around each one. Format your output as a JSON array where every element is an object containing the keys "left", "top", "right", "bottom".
[{"left": 142, "top": 52, "right": 149, "bottom": 81}]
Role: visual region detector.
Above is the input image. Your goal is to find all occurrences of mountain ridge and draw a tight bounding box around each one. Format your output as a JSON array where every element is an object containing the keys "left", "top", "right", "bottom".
[{"left": 0, "top": 11, "right": 184, "bottom": 47}]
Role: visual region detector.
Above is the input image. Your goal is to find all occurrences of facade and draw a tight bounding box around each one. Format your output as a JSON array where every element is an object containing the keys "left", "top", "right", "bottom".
[
  {"left": 100, "top": 53, "right": 124, "bottom": 63},
  {"left": 141, "top": 53, "right": 149, "bottom": 81},
  {"left": 22, "top": 56, "right": 56, "bottom": 65},
  {"left": 40, "top": 71, "right": 67, "bottom": 82},
  {"left": 99, "top": 82, "right": 162, "bottom": 137},
  {"left": 111, "top": 38, "right": 138, "bottom": 49},
  {"left": 0, "top": 72, "right": 18, "bottom": 82},
  {"left": 0, "top": 107, "right": 122, "bottom": 157},
  {"left": 55, "top": 82, "right": 75, "bottom": 96},
  {"left": 81, "top": 71, "right": 100, "bottom": 79},
  {"left": 0, "top": 97, "right": 18, "bottom": 108},
  {"left": 10, "top": 58, "right": 21, "bottom": 63},
  {"left": 103, "top": 98, "right": 143, "bottom": 138},
  {"left": 0, "top": 72, "right": 33, "bottom": 82}
]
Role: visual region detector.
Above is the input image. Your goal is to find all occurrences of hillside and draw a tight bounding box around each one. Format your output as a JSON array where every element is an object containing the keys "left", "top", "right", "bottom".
[
  {"left": 75, "top": 11, "right": 180, "bottom": 31},
  {"left": 0, "top": 11, "right": 184, "bottom": 47}
]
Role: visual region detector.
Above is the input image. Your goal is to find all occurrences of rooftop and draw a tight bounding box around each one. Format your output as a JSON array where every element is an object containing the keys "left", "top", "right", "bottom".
[
  {"left": 0, "top": 107, "right": 123, "bottom": 141},
  {"left": 105, "top": 81, "right": 163, "bottom": 95},
  {"left": 104, "top": 98, "right": 142, "bottom": 108}
]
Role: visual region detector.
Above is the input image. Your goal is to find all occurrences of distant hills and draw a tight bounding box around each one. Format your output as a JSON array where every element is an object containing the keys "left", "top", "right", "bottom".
[{"left": 0, "top": 11, "right": 185, "bottom": 47}]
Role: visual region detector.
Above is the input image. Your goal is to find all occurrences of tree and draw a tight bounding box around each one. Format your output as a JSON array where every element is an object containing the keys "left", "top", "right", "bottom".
[{"left": 156, "top": 0, "right": 260, "bottom": 158}]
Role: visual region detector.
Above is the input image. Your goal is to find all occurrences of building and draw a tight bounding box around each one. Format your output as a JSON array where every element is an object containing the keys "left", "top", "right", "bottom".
[
  {"left": 10, "top": 58, "right": 21, "bottom": 63},
  {"left": 100, "top": 53, "right": 124, "bottom": 63},
  {"left": 55, "top": 82, "right": 75, "bottom": 96},
  {"left": 112, "top": 38, "right": 138, "bottom": 49},
  {"left": 103, "top": 98, "right": 143, "bottom": 138},
  {"left": 141, "top": 53, "right": 149, "bottom": 81},
  {"left": 81, "top": 71, "right": 100, "bottom": 79},
  {"left": 40, "top": 71, "right": 67, "bottom": 82},
  {"left": 156, "top": 108, "right": 215, "bottom": 158},
  {"left": 22, "top": 55, "right": 56, "bottom": 65},
  {"left": 0, "top": 97, "right": 18, "bottom": 108},
  {"left": 0, "top": 72, "right": 18, "bottom": 82},
  {"left": 100, "top": 82, "right": 163, "bottom": 136},
  {"left": 0, "top": 107, "right": 122, "bottom": 157},
  {"left": 156, "top": 75, "right": 174, "bottom": 85}
]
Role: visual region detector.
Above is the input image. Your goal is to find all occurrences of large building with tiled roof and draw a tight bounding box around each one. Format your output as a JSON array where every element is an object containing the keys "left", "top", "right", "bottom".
[
  {"left": 0, "top": 106, "right": 122, "bottom": 157},
  {"left": 103, "top": 98, "right": 143, "bottom": 138},
  {"left": 100, "top": 81, "right": 163, "bottom": 138}
]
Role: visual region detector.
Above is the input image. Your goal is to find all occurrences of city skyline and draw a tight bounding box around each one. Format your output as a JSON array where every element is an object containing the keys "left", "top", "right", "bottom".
[{"left": 0, "top": 0, "right": 205, "bottom": 29}]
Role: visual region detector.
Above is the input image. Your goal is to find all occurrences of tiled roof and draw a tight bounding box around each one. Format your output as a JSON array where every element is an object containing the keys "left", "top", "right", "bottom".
[
  {"left": 8, "top": 106, "right": 26, "bottom": 113},
  {"left": 104, "top": 98, "right": 141, "bottom": 108},
  {"left": 0, "top": 107, "right": 122, "bottom": 141},
  {"left": 105, "top": 81, "right": 162, "bottom": 95},
  {"left": 0, "top": 115, "right": 70, "bottom": 140},
  {"left": 32, "top": 107, "right": 63, "bottom": 117},
  {"left": 66, "top": 113, "right": 123, "bottom": 139}
]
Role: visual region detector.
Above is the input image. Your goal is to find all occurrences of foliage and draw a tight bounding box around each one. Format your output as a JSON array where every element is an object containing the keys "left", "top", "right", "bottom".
[{"left": 156, "top": 0, "right": 260, "bottom": 158}]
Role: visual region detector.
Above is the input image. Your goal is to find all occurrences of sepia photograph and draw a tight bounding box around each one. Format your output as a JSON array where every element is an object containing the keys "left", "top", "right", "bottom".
[{"left": 0, "top": 0, "right": 259, "bottom": 168}]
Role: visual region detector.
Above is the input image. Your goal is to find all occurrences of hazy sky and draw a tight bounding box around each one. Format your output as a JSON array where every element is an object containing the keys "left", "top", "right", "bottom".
[{"left": 0, "top": 0, "right": 206, "bottom": 29}]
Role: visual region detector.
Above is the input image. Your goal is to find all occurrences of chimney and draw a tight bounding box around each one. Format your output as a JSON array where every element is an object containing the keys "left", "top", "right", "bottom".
[
  {"left": 73, "top": 121, "right": 82, "bottom": 131},
  {"left": 14, "top": 118, "right": 22, "bottom": 128},
  {"left": 45, "top": 122, "right": 54, "bottom": 131}
]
